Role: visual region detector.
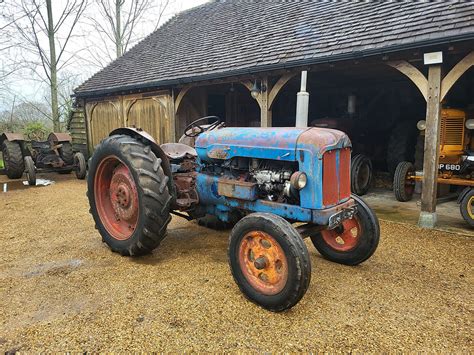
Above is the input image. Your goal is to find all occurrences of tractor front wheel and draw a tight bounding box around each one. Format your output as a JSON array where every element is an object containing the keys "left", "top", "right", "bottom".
[
  {"left": 24, "top": 156, "right": 36, "bottom": 186},
  {"left": 228, "top": 213, "right": 311, "bottom": 312},
  {"left": 393, "top": 161, "right": 415, "bottom": 202},
  {"left": 87, "top": 134, "right": 172, "bottom": 256},
  {"left": 2, "top": 140, "right": 24, "bottom": 179},
  {"left": 459, "top": 188, "right": 474, "bottom": 228},
  {"left": 310, "top": 195, "right": 380, "bottom": 265},
  {"left": 74, "top": 152, "right": 87, "bottom": 179}
]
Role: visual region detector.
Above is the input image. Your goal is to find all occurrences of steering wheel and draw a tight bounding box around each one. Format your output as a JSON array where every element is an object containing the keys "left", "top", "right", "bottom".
[{"left": 184, "top": 116, "right": 222, "bottom": 137}]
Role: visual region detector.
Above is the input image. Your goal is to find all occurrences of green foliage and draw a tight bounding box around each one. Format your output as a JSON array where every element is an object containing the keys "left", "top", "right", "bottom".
[{"left": 24, "top": 121, "right": 48, "bottom": 141}]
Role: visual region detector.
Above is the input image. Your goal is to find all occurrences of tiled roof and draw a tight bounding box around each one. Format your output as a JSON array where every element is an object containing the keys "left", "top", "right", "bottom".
[{"left": 75, "top": 1, "right": 474, "bottom": 96}]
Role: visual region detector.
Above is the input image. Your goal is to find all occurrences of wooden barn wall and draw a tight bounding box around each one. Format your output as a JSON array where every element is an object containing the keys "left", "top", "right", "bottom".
[
  {"left": 85, "top": 91, "right": 173, "bottom": 151},
  {"left": 68, "top": 108, "right": 88, "bottom": 157}
]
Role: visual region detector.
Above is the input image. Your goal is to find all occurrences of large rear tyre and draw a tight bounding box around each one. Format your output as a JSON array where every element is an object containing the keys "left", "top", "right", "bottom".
[
  {"left": 228, "top": 213, "right": 311, "bottom": 312},
  {"left": 459, "top": 188, "right": 474, "bottom": 228},
  {"left": 59, "top": 142, "right": 74, "bottom": 165},
  {"left": 24, "top": 156, "right": 36, "bottom": 186},
  {"left": 393, "top": 161, "right": 415, "bottom": 202},
  {"left": 310, "top": 195, "right": 379, "bottom": 266},
  {"left": 351, "top": 154, "right": 372, "bottom": 196},
  {"left": 87, "top": 134, "right": 172, "bottom": 256},
  {"left": 2, "top": 140, "right": 24, "bottom": 179}
]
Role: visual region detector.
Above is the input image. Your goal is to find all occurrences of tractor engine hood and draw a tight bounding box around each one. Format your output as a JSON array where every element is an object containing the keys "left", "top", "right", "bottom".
[{"left": 195, "top": 127, "right": 351, "bottom": 162}]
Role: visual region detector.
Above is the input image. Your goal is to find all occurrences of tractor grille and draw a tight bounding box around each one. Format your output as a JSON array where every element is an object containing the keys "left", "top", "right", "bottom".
[
  {"left": 322, "top": 148, "right": 351, "bottom": 206},
  {"left": 441, "top": 115, "right": 464, "bottom": 146}
]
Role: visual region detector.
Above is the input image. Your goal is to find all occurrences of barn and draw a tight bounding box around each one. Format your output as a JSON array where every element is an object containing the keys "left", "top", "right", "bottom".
[{"left": 73, "top": 1, "right": 474, "bottom": 228}]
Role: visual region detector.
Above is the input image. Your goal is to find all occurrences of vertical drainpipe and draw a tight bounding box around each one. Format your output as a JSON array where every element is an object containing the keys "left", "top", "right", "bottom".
[{"left": 295, "top": 71, "right": 310, "bottom": 128}]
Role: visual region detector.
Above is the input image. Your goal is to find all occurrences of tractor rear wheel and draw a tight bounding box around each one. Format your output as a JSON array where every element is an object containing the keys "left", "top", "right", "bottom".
[
  {"left": 351, "top": 154, "right": 372, "bottom": 196},
  {"left": 393, "top": 161, "right": 415, "bottom": 202},
  {"left": 228, "top": 213, "right": 311, "bottom": 312},
  {"left": 87, "top": 134, "right": 172, "bottom": 256},
  {"left": 2, "top": 140, "right": 24, "bottom": 179},
  {"left": 310, "top": 194, "right": 380, "bottom": 265},
  {"left": 24, "top": 156, "right": 36, "bottom": 186},
  {"left": 59, "top": 142, "right": 74, "bottom": 165},
  {"left": 459, "top": 188, "right": 474, "bottom": 228}
]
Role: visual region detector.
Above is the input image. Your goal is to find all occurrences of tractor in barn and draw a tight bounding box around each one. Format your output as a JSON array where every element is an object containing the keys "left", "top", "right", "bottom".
[
  {"left": 87, "top": 117, "right": 380, "bottom": 312},
  {"left": 0, "top": 132, "right": 87, "bottom": 185},
  {"left": 393, "top": 108, "right": 474, "bottom": 227}
]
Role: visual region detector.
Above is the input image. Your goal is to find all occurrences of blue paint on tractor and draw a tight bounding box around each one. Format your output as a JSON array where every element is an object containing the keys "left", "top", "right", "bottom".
[{"left": 194, "top": 127, "right": 352, "bottom": 225}]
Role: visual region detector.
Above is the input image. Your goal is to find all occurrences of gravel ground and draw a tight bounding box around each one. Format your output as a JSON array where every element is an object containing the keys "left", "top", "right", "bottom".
[{"left": 0, "top": 174, "right": 472, "bottom": 352}]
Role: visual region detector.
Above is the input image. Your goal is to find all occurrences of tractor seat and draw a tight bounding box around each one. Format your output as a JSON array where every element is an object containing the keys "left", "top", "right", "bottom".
[
  {"left": 160, "top": 143, "right": 197, "bottom": 160},
  {"left": 31, "top": 140, "right": 51, "bottom": 150}
]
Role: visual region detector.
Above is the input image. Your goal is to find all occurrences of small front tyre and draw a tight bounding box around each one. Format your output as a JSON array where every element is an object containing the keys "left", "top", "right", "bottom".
[
  {"left": 228, "top": 213, "right": 311, "bottom": 312},
  {"left": 24, "top": 156, "right": 36, "bottom": 186},
  {"left": 393, "top": 161, "right": 415, "bottom": 202},
  {"left": 74, "top": 152, "right": 87, "bottom": 179},
  {"left": 459, "top": 188, "right": 474, "bottom": 228},
  {"left": 310, "top": 195, "right": 380, "bottom": 265}
]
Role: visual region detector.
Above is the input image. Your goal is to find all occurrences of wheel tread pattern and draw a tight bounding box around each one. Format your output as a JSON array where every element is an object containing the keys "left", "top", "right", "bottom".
[
  {"left": 393, "top": 161, "right": 415, "bottom": 202},
  {"left": 87, "top": 134, "right": 171, "bottom": 256},
  {"left": 2, "top": 141, "right": 24, "bottom": 179},
  {"left": 229, "top": 213, "right": 311, "bottom": 312}
]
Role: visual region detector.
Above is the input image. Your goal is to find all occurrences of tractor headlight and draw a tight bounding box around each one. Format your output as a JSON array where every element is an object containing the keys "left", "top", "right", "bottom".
[
  {"left": 416, "top": 120, "right": 426, "bottom": 131},
  {"left": 465, "top": 119, "right": 474, "bottom": 130},
  {"left": 290, "top": 172, "right": 307, "bottom": 190}
]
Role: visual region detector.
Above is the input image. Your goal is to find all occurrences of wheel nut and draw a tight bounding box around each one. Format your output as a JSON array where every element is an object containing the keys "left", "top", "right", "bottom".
[{"left": 254, "top": 256, "right": 267, "bottom": 270}]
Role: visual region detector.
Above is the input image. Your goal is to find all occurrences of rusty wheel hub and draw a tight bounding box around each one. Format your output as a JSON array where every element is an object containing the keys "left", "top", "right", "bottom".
[
  {"left": 238, "top": 231, "right": 288, "bottom": 295},
  {"left": 321, "top": 217, "right": 361, "bottom": 252},
  {"left": 94, "top": 157, "right": 139, "bottom": 240}
]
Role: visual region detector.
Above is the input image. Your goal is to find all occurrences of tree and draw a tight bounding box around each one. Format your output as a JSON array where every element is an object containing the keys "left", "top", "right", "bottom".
[
  {"left": 85, "top": 0, "right": 170, "bottom": 67},
  {"left": 2, "top": 0, "right": 87, "bottom": 131}
]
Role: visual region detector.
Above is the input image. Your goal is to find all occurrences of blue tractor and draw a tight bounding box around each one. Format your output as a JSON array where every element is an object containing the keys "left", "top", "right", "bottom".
[{"left": 87, "top": 116, "right": 379, "bottom": 312}]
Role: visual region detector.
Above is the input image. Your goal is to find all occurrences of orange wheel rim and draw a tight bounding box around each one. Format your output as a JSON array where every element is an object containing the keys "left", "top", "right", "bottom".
[
  {"left": 238, "top": 231, "right": 288, "bottom": 295},
  {"left": 321, "top": 217, "right": 361, "bottom": 252}
]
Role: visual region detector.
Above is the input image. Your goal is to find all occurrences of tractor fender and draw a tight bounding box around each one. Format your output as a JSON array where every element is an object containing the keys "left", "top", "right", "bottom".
[
  {"left": 0, "top": 132, "right": 25, "bottom": 145},
  {"left": 48, "top": 132, "right": 72, "bottom": 143},
  {"left": 457, "top": 186, "right": 472, "bottom": 204},
  {"left": 109, "top": 127, "right": 176, "bottom": 203}
]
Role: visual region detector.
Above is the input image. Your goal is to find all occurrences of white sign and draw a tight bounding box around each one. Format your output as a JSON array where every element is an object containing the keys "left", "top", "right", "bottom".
[{"left": 424, "top": 52, "right": 443, "bottom": 65}]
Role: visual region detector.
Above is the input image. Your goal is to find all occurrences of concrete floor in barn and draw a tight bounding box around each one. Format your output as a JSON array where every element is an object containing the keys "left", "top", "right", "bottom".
[{"left": 364, "top": 188, "right": 473, "bottom": 237}]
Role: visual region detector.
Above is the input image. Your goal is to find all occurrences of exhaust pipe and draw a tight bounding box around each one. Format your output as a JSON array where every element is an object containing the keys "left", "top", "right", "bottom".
[{"left": 295, "top": 71, "right": 309, "bottom": 128}]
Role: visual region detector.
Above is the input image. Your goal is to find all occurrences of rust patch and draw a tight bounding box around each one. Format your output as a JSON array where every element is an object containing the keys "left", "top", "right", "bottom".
[{"left": 323, "top": 150, "right": 338, "bottom": 206}]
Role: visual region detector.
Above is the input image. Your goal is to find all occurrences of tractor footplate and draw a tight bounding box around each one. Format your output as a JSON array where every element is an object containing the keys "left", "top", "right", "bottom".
[{"left": 327, "top": 205, "right": 358, "bottom": 230}]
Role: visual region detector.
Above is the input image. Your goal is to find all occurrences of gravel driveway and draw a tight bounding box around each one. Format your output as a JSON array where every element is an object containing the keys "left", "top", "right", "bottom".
[{"left": 0, "top": 175, "right": 472, "bottom": 352}]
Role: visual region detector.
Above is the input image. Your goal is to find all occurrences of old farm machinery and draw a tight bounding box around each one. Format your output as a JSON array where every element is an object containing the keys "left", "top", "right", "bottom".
[
  {"left": 393, "top": 108, "right": 474, "bottom": 226},
  {"left": 0, "top": 132, "right": 87, "bottom": 185},
  {"left": 86, "top": 117, "right": 380, "bottom": 312}
]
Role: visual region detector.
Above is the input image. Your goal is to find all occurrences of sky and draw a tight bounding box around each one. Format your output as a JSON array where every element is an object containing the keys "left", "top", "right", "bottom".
[{"left": 0, "top": 0, "right": 209, "bottom": 111}]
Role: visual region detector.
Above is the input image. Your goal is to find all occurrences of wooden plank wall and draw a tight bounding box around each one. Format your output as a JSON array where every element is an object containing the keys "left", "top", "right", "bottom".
[
  {"left": 68, "top": 108, "right": 88, "bottom": 157},
  {"left": 85, "top": 91, "right": 173, "bottom": 152}
]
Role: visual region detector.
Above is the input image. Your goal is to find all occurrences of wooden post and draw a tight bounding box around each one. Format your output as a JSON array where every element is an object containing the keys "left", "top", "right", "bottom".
[
  {"left": 418, "top": 64, "right": 442, "bottom": 228},
  {"left": 260, "top": 77, "right": 271, "bottom": 127}
]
